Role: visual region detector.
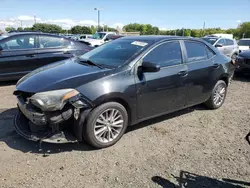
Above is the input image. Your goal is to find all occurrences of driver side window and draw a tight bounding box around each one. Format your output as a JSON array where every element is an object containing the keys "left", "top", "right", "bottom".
[{"left": 143, "top": 41, "right": 182, "bottom": 68}]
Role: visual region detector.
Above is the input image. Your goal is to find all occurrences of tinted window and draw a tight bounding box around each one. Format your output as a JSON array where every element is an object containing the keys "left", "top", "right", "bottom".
[
  {"left": 184, "top": 41, "right": 207, "bottom": 62},
  {"left": 225, "top": 39, "right": 234, "bottom": 46},
  {"left": 206, "top": 47, "right": 215, "bottom": 59},
  {"left": 39, "top": 36, "right": 71, "bottom": 48},
  {"left": 238, "top": 39, "right": 250, "bottom": 46},
  {"left": 144, "top": 42, "right": 182, "bottom": 67},
  {"left": 217, "top": 39, "right": 226, "bottom": 45},
  {"left": 0, "top": 35, "right": 35, "bottom": 50}
]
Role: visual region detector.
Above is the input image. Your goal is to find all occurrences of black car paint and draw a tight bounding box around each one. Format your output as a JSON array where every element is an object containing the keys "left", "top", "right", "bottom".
[
  {"left": 16, "top": 36, "right": 233, "bottom": 127},
  {"left": 0, "top": 32, "right": 92, "bottom": 81},
  {"left": 235, "top": 50, "right": 250, "bottom": 73}
]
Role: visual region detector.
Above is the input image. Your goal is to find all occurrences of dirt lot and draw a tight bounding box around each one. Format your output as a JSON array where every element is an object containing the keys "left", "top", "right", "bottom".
[{"left": 0, "top": 77, "right": 250, "bottom": 188}]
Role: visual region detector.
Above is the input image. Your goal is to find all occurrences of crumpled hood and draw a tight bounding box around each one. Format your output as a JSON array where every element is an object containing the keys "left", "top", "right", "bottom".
[{"left": 16, "top": 58, "right": 111, "bottom": 93}]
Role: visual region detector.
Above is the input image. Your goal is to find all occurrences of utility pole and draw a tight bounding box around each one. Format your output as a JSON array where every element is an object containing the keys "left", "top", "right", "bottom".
[
  {"left": 182, "top": 28, "right": 184, "bottom": 36},
  {"left": 94, "top": 8, "right": 103, "bottom": 32},
  {"left": 19, "top": 20, "right": 23, "bottom": 28},
  {"left": 34, "top": 15, "right": 36, "bottom": 24},
  {"left": 202, "top": 21, "right": 206, "bottom": 36}
]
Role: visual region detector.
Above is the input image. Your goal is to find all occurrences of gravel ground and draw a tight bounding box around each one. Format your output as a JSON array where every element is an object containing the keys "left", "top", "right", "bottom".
[{"left": 0, "top": 78, "right": 250, "bottom": 188}]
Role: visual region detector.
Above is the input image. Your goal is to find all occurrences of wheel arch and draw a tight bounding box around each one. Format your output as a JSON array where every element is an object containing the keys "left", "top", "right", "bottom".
[
  {"left": 219, "top": 74, "right": 229, "bottom": 85},
  {"left": 92, "top": 93, "right": 133, "bottom": 125}
]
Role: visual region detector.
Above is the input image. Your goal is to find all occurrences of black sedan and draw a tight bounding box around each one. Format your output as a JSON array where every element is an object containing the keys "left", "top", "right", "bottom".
[
  {"left": 13, "top": 36, "right": 234, "bottom": 148},
  {"left": 235, "top": 50, "right": 250, "bottom": 74},
  {"left": 0, "top": 32, "right": 92, "bottom": 81}
]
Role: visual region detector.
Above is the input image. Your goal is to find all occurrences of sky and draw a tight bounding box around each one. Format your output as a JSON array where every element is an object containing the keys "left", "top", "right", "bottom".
[{"left": 0, "top": 0, "right": 250, "bottom": 31}]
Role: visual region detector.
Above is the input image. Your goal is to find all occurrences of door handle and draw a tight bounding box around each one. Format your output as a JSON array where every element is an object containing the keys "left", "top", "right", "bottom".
[
  {"left": 213, "top": 63, "right": 220, "bottom": 68},
  {"left": 26, "top": 54, "right": 36, "bottom": 57},
  {"left": 178, "top": 70, "right": 188, "bottom": 76}
]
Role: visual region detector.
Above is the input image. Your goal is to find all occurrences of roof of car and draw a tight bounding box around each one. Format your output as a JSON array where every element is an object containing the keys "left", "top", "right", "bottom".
[
  {"left": 120, "top": 35, "right": 196, "bottom": 42},
  {"left": 2, "top": 32, "right": 61, "bottom": 37}
]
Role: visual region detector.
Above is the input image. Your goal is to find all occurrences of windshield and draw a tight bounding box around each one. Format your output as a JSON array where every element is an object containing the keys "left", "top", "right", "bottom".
[
  {"left": 238, "top": 40, "right": 250, "bottom": 46},
  {"left": 202, "top": 37, "right": 218, "bottom": 45},
  {"left": 92, "top": 32, "right": 106, "bottom": 39},
  {"left": 79, "top": 39, "right": 151, "bottom": 67}
]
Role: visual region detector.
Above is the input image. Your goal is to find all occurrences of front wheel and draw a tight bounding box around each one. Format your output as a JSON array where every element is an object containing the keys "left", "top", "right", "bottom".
[
  {"left": 83, "top": 102, "right": 128, "bottom": 148},
  {"left": 204, "top": 80, "right": 227, "bottom": 109}
]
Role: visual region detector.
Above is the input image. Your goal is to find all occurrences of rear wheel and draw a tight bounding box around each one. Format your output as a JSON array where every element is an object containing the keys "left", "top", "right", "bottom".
[
  {"left": 83, "top": 102, "right": 128, "bottom": 148},
  {"left": 204, "top": 80, "right": 227, "bottom": 109}
]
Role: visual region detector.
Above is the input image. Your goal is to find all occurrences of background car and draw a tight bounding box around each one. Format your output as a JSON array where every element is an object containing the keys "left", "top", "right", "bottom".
[
  {"left": 235, "top": 50, "right": 250, "bottom": 74},
  {"left": 14, "top": 36, "right": 234, "bottom": 148},
  {"left": 77, "top": 34, "right": 93, "bottom": 41},
  {"left": 238, "top": 38, "right": 250, "bottom": 53},
  {"left": 0, "top": 32, "right": 92, "bottom": 81},
  {"left": 81, "top": 32, "right": 117, "bottom": 47},
  {"left": 202, "top": 36, "right": 239, "bottom": 59}
]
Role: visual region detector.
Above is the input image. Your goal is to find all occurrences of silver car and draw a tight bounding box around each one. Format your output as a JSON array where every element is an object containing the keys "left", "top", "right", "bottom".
[{"left": 202, "top": 36, "right": 239, "bottom": 59}]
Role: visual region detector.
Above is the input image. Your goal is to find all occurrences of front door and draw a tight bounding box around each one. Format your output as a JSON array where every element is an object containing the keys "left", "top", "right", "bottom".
[
  {"left": 0, "top": 34, "right": 38, "bottom": 80},
  {"left": 135, "top": 41, "right": 188, "bottom": 120}
]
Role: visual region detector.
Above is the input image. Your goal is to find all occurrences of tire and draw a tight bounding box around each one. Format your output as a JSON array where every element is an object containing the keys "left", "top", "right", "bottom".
[
  {"left": 83, "top": 102, "right": 128, "bottom": 148},
  {"left": 204, "top": 80, "right": 227, "bottom": 109}
]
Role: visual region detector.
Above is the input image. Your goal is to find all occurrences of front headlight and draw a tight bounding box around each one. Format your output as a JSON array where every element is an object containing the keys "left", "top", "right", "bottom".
[{"left": 30, "top": 89, "right": 79, "bottom": 111}]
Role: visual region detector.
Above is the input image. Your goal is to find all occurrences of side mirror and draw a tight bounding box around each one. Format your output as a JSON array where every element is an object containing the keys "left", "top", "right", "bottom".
[
  {"left": 141, "top": 61, "right": 160, "bottom": 72},
  {"left": 215, "top": 43, "right": 223, "bottom": 47}
]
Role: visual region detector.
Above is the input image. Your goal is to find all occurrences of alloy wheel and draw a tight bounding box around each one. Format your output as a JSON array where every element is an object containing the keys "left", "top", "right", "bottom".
[
  {"left": 94, "top": 108, "right": 124, "bottom": 143},
  {"left": 213, "top": 84, "right": 226, "bottom": 106}
]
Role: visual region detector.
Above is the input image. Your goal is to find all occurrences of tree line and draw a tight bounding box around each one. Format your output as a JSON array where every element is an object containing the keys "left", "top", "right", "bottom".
[
  {"left": 4, "top": 23, "right": 117, "bottom": 35},
  {"left": 123, "top": 22, "right": 250, "bottom": 39},
  {"left": 3, "top": 22, "right": 250, "bottom": 39}
]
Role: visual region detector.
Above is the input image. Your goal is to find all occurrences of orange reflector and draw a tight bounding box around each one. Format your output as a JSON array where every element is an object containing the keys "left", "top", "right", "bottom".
[{"left": 62, "top": 90, "right": 79, "bottom": 101}]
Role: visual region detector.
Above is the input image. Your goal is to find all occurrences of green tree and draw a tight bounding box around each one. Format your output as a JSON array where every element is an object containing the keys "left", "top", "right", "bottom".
[
  {"left": 5, "top": 26, "right": 15, "bottom": 32},
  {"left": 17, "top": 27, "right": 23, "bottom": 31},
  {"left": 71, "top": 25, "right": 92, "bottom": 34},
  {"left": 238, "top": 22, "right": 250, "bottom": 38},
  {"left": 32, "top": 23, "right": 62, "bottom": 33},
  {"left": 23, "top": 27, "right": 33, "bottom": 31}
]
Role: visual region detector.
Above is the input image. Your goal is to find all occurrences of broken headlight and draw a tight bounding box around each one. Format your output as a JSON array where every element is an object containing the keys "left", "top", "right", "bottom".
[{"left": 30, "top": 89, "right": 80, "bottom": 111}]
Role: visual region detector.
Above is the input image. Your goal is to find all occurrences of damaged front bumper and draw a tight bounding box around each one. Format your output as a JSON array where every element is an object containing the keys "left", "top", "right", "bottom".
[{"left": 14, "top": 92, "right": 91, "bottom": 144}]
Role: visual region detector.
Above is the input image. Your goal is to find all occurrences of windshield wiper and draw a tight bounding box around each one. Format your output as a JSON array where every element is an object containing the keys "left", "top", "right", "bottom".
[{"left": 78, "top": 58, "right": 104, "bottom": 69}]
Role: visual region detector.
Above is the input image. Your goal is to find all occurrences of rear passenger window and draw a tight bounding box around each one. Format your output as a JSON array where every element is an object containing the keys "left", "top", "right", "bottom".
[
  {"left": 39, "top": 36, "right": 71, "bottom": 48},
  {"left": 225, "top": 39, "right": 234, "bottom": 46},
  {"left": 143, "top": 41, "right": 182, "bottom": 67},
  {"left": 184, "top": 41, "right": 207, "bottom": 62}
]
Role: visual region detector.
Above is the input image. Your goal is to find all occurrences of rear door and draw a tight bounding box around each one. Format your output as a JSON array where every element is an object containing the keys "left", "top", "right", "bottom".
[
  {"left": 0, "top": 34, "right": 38, "bottom": 80},
  {"left": 216, "top": 39, "right": 227, "bottom": 56},
  {"left": 183, "top": 40, "right": 216, "bottom": 106},
  {"left": 35, "top": 35, "right": 75, "bottom": 69},
  {"left": 225, "top": 39, "right": 235, "bottom": 57}
]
